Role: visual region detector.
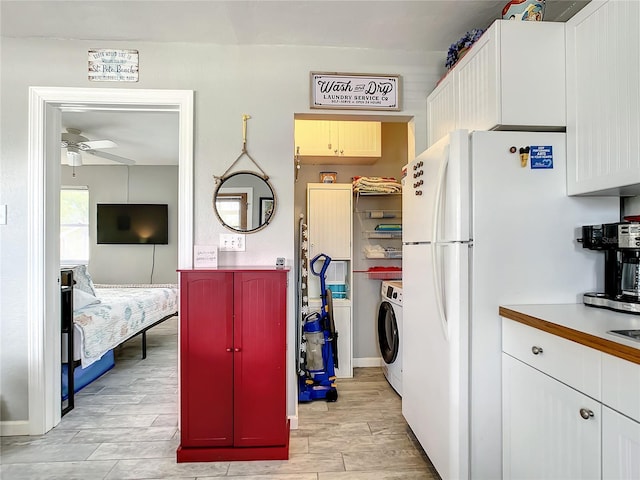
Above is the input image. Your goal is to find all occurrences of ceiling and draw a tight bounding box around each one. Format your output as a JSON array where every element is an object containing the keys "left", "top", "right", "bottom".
[{"left": 2, "top": 0, "right": 590, "bottom": 166}]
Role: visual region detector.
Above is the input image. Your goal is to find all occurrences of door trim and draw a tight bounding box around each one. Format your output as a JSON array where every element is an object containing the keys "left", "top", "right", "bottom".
[{"left": 27, "top": 87, "right": 194, "bottom": 434}]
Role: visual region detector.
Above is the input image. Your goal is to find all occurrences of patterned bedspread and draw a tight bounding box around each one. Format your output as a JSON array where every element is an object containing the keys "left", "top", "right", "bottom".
[{"left": 74, "top": 285, "right": 178, "bottom": 367}]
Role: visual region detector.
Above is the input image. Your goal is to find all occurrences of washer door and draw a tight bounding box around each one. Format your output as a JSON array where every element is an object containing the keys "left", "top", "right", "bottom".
[{"left": 377, "top": 301, "right": 399, "bottom": 364}]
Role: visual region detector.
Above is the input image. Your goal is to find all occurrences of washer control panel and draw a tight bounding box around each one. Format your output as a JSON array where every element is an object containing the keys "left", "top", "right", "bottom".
[{"left": 381, "top": 281, "right": 403, "bottom": 305}]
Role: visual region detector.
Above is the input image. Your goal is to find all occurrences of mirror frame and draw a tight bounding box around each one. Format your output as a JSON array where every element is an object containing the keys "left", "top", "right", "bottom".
[{"left": 213, "top": 170, "right": 276, "bottom": 233}]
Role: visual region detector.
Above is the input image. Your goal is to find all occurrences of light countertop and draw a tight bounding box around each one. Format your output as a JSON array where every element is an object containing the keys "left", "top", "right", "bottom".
[{"left": 499, "top": 303, "right": 640, "bottom": 364}]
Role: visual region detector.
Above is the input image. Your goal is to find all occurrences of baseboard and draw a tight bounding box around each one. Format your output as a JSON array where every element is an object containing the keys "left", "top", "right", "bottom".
[
  {"left": 288, "top": 414, "right": 299, "bottom": 430},
  {"left": 0, "top": 420, "right": 30, "bottom": 436},
  {"left": 353, "top": 357, "right": 383, "bottom": 368}
]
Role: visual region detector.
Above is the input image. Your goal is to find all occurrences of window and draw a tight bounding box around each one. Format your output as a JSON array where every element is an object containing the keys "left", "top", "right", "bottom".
[
  {"left": 216, "top": 193, "right": 248, "bottom": 230},
  {"left": 60, "top": 187, "right": 89, "bottom": 265}
]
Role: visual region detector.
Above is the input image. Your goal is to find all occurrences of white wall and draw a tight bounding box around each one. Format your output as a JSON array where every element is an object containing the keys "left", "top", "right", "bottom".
[
  {"left": 61, "top": 165, "right": 179, "bottom": 284},
  {"left": 0, "top": 36, "right": 444, "bottom": 425},
  {"left": 623, "top": 196, "right": 640, "bottom": 216}
]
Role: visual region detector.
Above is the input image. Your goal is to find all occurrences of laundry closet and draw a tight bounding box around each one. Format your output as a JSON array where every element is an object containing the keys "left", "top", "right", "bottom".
[{"left": 293, "top": 115, "right": 410, "bottom": 375}]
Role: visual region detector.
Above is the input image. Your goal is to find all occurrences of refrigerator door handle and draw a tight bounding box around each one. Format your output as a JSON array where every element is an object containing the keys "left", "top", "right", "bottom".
[
  {"left": 432, "top": 243, "right": 449, "bottom": 341},
  {"left": 431, "top": 147, "right": 450, "bottom": 341},
  {"left": 431, "top": 145, "right": 449, "bottom": 245}
]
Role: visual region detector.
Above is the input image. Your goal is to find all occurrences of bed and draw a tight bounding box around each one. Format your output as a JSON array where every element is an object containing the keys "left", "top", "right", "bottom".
[{"left": 61, "top": 266, "right": 178, "bottom": 410}]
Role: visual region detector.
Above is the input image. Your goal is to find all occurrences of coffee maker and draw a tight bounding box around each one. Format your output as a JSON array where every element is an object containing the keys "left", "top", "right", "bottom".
[{"left": 580, "top": 222, "right": 640, "bottom": 314}]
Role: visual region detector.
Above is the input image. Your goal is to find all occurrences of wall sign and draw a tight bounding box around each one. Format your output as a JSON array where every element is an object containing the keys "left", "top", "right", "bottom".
[
  {"left": 194, "top": 245, "right": 218, "bottom": 268},
  {"left": 88, "top": 49, "right": 139, "bottom": 82},
  {"left": 310, "top": 72, "right": 400, "bottom": 111}
]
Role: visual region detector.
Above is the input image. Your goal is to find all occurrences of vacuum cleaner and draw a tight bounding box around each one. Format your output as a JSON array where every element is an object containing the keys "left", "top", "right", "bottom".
[{"left": 298, "top": 253, "right": 339, "bottom": 402}]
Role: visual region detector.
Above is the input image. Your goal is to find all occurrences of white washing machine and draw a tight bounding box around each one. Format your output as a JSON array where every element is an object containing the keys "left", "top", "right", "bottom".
[{"left": 377, "top": 280, "right": 402, "bottom": 396}]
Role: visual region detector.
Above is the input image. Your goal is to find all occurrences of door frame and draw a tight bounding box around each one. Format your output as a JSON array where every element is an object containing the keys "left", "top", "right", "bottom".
[{"left": 27, "top": 87, "right": 194, "bottom": 434}]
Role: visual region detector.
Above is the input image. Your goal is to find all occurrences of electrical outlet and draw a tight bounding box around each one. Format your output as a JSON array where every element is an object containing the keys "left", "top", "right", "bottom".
[{"left": 219, "top": 233, "right": 246, "bottom": 252}]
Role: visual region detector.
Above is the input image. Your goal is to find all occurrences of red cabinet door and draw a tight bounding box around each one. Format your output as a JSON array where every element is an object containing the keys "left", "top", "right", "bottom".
[
  {"left": 180, "top": 271, "right": 234, "bottom": 447},
  {"left": 233, "top": 271, "right": 288, "bottom": 447}
]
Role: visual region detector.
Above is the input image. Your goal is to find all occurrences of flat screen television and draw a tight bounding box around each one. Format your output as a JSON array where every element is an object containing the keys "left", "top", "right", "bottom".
[{"left": 97, "top": 203, "right": 169, "bottom": 245}]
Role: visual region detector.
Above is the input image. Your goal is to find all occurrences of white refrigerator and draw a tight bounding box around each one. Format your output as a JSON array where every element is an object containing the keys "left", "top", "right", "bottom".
[{"left": 401, "top": 130, "right": 619, "bottom": 480}]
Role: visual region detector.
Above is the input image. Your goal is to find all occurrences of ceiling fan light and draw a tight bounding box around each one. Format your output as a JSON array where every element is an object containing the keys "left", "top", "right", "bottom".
[{"left": 66, "top": 150, "right": 82, "bottom": 167}]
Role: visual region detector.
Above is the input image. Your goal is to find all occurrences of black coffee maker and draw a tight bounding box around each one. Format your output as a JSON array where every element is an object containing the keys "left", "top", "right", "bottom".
[{"left": 580, "top": 222, "right": 640, "bottom": 314}]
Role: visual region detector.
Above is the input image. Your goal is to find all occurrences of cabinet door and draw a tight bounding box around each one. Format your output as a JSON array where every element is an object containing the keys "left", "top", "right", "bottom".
[
  {"left": 567, "top": 0, "right": 640, "bottom": 195},
  {"left": 332, "top": 303, "right": 352, "bottom": 378},
  {"left": 456, "top": 26, "right": 498, "bottom": 132},
  {"left": 426, "top": 74, "right": 456, "bottom": 148},
  {"left": 307, "top": 184, "right": 352, "bottom": 260},
  {"left": 180, "top": 271, "right": 234, "bottom": 447},
  {"left": 602, "top": 406, "right": 640, "bottom": 480},
  {"left": 233, "top": 271, "right": 288, "bottom": 447},
  {"left": 451, "top": 21, "right": 565, "bottom": 134},
  {"left": 503, "top": 354, "right": 601, "bottom": 479},
  {"left": 294, "top": 119, "right": 335, "bottom": 156},
  {"left": 338, "top": 121, "right": 381, "bottom": 157}
]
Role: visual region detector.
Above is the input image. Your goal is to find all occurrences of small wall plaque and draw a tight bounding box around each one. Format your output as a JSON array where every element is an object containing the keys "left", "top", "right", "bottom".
[
  {"left": 88, "top": 49, "right": 139, "bottom": 82},
  {"left": 311, "top": 72, "right": 400, "bottom": 111},
  {"left": 194, "top": 245, "right": 218, "bottom": 268}
]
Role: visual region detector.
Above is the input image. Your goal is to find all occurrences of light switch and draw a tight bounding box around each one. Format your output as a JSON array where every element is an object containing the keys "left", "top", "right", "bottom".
[{"left": 219, "top": 233, "right": 246, "bottom": 252}]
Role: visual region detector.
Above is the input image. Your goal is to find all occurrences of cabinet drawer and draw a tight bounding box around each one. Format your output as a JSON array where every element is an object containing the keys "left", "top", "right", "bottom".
[
  {"left": 502, "top": 319, "right": 601, "bottom": 400},
  {"left": 602, "top": 353, "right": 640, "bottom": 422}
]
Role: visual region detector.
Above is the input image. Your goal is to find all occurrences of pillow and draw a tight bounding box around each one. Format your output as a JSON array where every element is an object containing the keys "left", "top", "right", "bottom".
[
  {"left": 71, "top": 264, "right": 97, "bottom": 297},
  {"left": 73, "top": 288, "right": 101, "bottom": 310}
]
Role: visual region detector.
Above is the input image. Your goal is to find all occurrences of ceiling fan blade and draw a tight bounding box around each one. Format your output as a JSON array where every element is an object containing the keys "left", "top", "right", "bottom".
[
  {"left": 78, "top": 139, "right": 117, "bottom": 150},
  {"left": 88, "top": 150, "right": 136, "bottom": 165}
]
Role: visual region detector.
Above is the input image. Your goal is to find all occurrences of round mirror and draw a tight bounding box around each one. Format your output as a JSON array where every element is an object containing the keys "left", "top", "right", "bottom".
[{"left": 213, "top": 171, "right": 276, "bottom": 233}]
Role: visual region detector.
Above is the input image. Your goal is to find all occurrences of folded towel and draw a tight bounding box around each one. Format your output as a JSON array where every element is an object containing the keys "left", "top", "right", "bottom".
[{"left": 352, "top": 176, "right": 402, "bottom": 194}]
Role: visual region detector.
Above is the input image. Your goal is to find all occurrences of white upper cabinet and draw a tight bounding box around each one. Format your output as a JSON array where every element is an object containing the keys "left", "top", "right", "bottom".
[
  {"left": 566, "top": 0, "right": 640, "bottom": 195},
  {"left": 295, "top": 120, "right": 381, "bottom": 164},
  {"left": 294, "top": 120, "right": 335, "bottom": 156},
  {"left": 426, "top": 73, "right": 456, "bottom": 149},
  {"left": 427, "top": 20, "right": 566, "bottom": 147}
]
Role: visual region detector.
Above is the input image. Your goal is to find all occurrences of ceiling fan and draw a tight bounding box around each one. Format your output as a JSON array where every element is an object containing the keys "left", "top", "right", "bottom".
[{"left": 61, "top": 128, "right": 136, "bottom": 167}]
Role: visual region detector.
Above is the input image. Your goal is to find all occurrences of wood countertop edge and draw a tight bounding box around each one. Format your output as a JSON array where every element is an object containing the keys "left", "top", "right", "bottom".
[{"left": 499, "top": 306, "right": 640, "bottom": 365}]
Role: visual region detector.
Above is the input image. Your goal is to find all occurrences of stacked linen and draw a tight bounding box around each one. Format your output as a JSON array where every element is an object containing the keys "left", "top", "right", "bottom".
[{"left": 352, "top": 176, "right": 402, "bottom": 194}]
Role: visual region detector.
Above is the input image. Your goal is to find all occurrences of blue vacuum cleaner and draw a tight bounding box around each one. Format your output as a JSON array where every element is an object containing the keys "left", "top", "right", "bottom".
[{"left": 298, "top": 253, "right": 339, "bottom": 402}]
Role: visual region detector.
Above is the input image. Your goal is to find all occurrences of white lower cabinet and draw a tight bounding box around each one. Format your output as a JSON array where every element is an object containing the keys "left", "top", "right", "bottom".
[
  {"left": 331, "top": 303, "right": 352, "bottom": 378},
  {"left": 601, "top": 352, "right": 640, "bottom": 480},
  {"left": 502, "top": 317, "right": 640, "bottom": 480},
  {"left": 503, "top": 354, "right": 601, "bottom": 480},
  {"left": 602, "top": 406, "right": 640, "bottom": 480}
]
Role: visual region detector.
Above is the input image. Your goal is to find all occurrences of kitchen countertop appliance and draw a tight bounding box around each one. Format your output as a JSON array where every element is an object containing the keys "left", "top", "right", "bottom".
[
  {"left": 580, "top": 222, "right": 640, "bottom": 314},
  {"left": 401, "top": 130, "right": 619, "bottom": 480}
]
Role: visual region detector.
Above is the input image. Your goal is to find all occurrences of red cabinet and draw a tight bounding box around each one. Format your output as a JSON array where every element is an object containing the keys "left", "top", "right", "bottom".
[{"left": 177, "top": 268, "right": 289, "bottom": 462}]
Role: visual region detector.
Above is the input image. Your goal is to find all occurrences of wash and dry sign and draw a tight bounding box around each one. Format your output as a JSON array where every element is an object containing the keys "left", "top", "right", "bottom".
[
  {"left": 88, "top": 49, "right": 139, "bottom": 82},
  {"left": 311, "top": 72, "right": 400, "bottom": 110}
]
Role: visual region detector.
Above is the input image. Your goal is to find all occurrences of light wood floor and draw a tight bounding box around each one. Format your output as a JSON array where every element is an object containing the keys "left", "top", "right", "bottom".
[{"left": 1, "top": 317, "right": 440, "bottom": 479}]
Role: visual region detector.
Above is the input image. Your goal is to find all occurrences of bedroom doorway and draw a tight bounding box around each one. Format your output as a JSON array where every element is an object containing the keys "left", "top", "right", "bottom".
[{"left": 27, "top": 87, "right": 194, "bottom": 435}]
